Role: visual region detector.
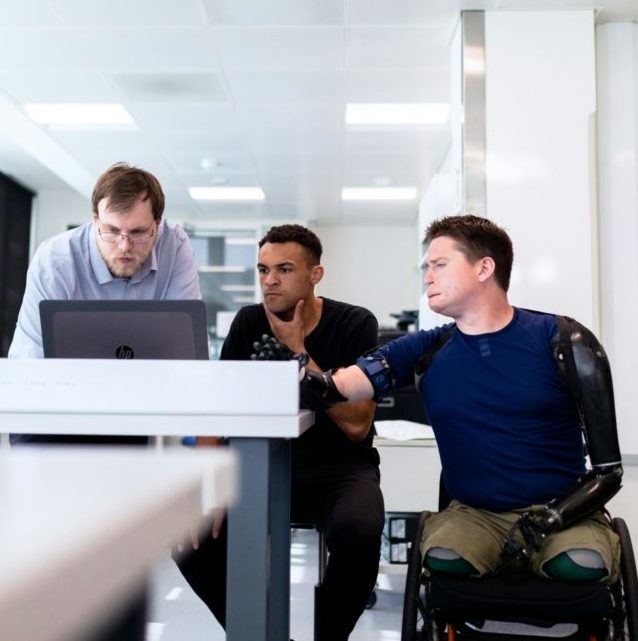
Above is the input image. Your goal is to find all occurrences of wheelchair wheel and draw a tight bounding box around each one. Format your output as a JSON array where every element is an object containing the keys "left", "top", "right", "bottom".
[
  {"left": 401, "top": 511, "right": 432, "bottom": 641},
  {"left": 613, "top": 517, "right": 638, "bottom": 641}
]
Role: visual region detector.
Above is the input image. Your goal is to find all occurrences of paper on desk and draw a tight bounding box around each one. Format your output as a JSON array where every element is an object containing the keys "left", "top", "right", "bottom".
[{"left": 375, "top": 420, "right": 435, "bottom": 441}]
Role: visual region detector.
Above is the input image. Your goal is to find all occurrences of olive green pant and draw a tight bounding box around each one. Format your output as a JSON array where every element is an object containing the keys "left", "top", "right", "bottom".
[{"left": 420, "top": 500, "right": 620, "bottom": 582}]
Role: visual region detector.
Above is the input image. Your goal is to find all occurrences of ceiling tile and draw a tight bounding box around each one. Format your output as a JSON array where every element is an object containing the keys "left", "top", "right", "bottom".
[
  {"left": 202, "top": 0, "right": 345, "bottom": 25},
  {"left": 345, "top": 128, "right": 448, "bottom": 157},
  {"left": 261, "top": 173, "right": 341, "bottom": 199},
  {"left": 346, "top": 26, "right": 448, "bottom": 69},
  {"left": 346, "top": 68, "right": 450, "bottom": 102},
  {"left": 49, "top": 0, "right": 206, "bottom": 27},
  {"left": 153, "top": 131, "right": 253, "bottom": 154},
  {"left": 181, "top": 171, "right": 260, "bottom": 187},
  {"left": 48, "top": 129, "right": 151, "bottom": 157},
  {"left": 127, "top": 103, "right": 242, "bottom": 134},
  {"left": 164, "top": 150, "right": 256, "bottom": 175},
  {"left": 239, "top": 104, "right": 343, "bottom": 137},
  {"left": 246, "top": 126, "right": 342, "bottom": 155},
  {"left": 72, "top": 28, "right": 219, "bottom": 72},
  {"left": 0, "top": 29, "right": 87, "bottom": 70},
  {"left": 343, "top": 153, "right": 427, "bottom": 185},
  {"left": 226, "top": 70, "right": 346, "bottom": 103},
  {"left": 348, "top": 0, "right": 456, "bottom": 26},
  {"left": 0, "top": 71, "right": 119, "bottom": 103},
  {"left": 256, "top": 153, "right": 342, "bottom": 178},
  {"left": 214, "top": 27, "right": 344, "bottom": 71},
  {"left": 0, "top": 0, "right": 62, "bottom": 26}
]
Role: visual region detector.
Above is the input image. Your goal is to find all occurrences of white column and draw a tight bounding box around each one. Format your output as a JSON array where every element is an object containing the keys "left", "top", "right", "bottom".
[
  {"left": 596, "top": 23, "right": 638, "bottom": 456},
  {"left": 484, "top": 11, "right": 597, "bottom": 327}
]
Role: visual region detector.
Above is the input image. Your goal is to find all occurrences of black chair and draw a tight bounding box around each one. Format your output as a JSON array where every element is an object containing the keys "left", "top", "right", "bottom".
[{"left": 401, "top": 487, "right": 638, "bottom": 641}]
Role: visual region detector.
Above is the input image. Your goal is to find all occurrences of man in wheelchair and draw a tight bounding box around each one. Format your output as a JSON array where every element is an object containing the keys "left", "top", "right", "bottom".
[{"left": 270, "top": 214, "right": 623, "bottom": 584}]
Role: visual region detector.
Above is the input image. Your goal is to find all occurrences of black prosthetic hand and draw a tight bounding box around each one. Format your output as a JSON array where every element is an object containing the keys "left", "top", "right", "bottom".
[
  {"left": 251, "top": 334, "right": 347, "bottom": 411},
  {"left": 298, "top": 367, "right": 348, "bottom": 411},
  {"left": 502, "top": 507, "right": 560, "bottom": 562},
  {"left": 502, "top": 468, "right": 622, "bottom": 562}
]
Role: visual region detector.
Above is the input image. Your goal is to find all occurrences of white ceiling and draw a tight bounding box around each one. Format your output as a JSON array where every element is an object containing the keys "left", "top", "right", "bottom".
[{"left": 0, "top": 0, "right": 637, "bottom": 226}]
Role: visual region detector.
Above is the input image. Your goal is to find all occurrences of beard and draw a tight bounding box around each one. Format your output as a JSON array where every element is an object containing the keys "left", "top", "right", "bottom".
[{"left": 98, "top": 243, "right": 148, "bottom": 278}]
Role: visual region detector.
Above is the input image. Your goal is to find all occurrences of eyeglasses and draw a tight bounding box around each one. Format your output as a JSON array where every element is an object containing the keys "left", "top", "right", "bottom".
[{"left": 97, "top": 223, "right": 156, "bottom": 245}]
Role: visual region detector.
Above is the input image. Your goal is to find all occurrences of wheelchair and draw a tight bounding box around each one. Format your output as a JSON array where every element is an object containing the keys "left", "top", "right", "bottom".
[{"left": 401, "top": 492, "right": 638, "bottom": 641}]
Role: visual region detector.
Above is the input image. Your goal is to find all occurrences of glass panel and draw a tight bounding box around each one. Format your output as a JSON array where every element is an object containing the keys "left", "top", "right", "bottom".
[{"left": 189, "top": 231, "right": 258, "bottom": 358}]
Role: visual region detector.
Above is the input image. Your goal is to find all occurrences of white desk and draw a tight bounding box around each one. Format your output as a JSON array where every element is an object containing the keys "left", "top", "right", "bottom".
[
  {"left": 0, "top": 447, "right": 237, "bottom": 641},
  {"left": 0, "top": 358, "right": 313, "bottom": 641}
]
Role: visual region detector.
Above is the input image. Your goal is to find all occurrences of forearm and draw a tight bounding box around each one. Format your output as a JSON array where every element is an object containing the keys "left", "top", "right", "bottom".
[
  {"left": 331, "top": 365, "right": 375, "bottom": 401},
  {"left": 504, "top": 466, "right": 623, "bottom": 560},
  {"left": 300, "top": 354, "right": 374, "bottom": 440},
  {"left": 325, "top": 399, "right": 375, "bottom": 442},
  {"left": 545, "top": 466, "right": 623, "bottom": 530}
]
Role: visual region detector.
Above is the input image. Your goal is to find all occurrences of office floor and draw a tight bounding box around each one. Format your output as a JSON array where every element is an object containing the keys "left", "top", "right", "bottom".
[{"left": 147, "top": 528, "right": 405, "bottom": 641}]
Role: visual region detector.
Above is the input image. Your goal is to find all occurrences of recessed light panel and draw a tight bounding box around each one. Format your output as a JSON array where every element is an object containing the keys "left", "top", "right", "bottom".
[{"left": 25, "top": 103, "right": 134, "bottom": 126}]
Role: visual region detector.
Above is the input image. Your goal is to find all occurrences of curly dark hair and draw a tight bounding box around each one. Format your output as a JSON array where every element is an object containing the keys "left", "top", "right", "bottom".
[
  {"left": 258, "top": 224, "right": 322, "bottom": 265},
  {"left": 424, "top": 214, "right": 514, "bottom": 291},
  {"left": 92, "top": 162, "right": 165, "bottom": 220}
]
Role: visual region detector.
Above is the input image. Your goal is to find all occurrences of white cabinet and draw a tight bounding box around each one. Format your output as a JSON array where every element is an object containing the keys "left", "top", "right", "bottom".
[{"left": 376, "top": 438, "right": 441, "bottom": 514}]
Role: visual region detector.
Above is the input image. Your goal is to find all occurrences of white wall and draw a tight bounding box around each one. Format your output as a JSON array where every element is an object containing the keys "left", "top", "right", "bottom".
[
  {"left": 485, "top": 11, "right": 597, "bottom": 329},
  {"left": 315, "top": 223, "right": 419, "bottom": 330},
  {"left": 596, "top": 23, "right": 638, "bottom": 457},
  {"left": 31, "top": 188, "right": 91, "bottom": 253}
]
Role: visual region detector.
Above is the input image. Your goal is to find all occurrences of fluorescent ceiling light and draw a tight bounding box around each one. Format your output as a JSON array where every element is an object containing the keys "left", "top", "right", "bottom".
[
  {"left": 188, "top": 187, "right": 265, "bottom": 202},
  {"left": 25, "top": 103, "right": 134, "bottom": 126},
  {"left": 341, "top": 187, "right": 418, "bottom": 201},
  {"left": 345, "top": 103, "right": 450, "bottom": 125},
  {"left": 198, "top": 266, "right": 246, "bottom": 273},
  {"left": 220, "top": 285, "right": 256, "bottom": 292}
]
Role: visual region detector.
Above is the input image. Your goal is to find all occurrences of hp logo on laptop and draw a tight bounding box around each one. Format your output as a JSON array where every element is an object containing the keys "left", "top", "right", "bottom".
[{"left": 115, "top": 345, "right": 135, "bottom": 359}]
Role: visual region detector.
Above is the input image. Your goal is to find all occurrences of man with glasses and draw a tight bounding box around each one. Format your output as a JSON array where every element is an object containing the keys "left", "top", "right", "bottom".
[
  {"left": 8, "top": 163, "right": 201, "bottom": 445},
  {"left": 9, "top": 162, "right": 201, "bottom": 359}
]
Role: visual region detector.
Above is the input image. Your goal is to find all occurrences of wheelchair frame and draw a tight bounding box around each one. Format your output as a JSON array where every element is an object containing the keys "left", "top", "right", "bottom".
[{"left": 401, "top": 510, "right": 638, "bottom": 641}]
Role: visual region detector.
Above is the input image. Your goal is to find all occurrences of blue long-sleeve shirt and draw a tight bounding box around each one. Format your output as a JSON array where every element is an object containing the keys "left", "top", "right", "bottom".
[{"left": 379, "top": 308, "right": 586, "bottom": 511}]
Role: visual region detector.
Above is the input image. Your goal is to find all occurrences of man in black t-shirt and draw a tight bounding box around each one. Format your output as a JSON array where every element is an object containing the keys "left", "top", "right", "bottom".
[{"left": 178, "top": 224, "right": 384, "bottom": 641}]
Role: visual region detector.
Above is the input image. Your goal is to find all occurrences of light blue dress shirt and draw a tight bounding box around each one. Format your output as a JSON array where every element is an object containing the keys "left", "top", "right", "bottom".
[{"left": 9, "top": 219, "right": 202, "bottom": 358}]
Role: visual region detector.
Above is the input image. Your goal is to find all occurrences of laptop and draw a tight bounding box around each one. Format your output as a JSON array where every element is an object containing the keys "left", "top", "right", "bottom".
[{"left": 40, "top": 299, "right": 210, "bottom": 360}]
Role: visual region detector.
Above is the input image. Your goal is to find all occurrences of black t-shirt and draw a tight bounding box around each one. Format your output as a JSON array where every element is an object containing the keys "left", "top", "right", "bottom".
[{"left": 220, "top": 297, "right": 380, "bottom": 466}]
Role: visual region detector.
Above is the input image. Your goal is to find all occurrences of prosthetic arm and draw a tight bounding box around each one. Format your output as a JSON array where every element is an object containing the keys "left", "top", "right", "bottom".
[
  {"left": 251, "top": 335, "right": 348, "bottom": 410},
  {"left": 503, "top": 318, "right": 623, "bottom": 561}
]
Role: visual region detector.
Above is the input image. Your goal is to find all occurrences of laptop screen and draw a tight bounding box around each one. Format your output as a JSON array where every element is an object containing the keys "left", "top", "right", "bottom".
[{"left": 39, "top": 300, "right": 210, "bottom": 360}]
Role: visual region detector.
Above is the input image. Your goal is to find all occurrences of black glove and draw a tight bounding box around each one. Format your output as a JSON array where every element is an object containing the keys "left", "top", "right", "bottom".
[
  {"left": 250, "top": 334, "right": 346, "bottom": 411},
  {"left": 298, "top": 368, "right": 348, "bottom": 411},
  {"left": 502, "top": 507, "right": 559, "bottom": 562},
  {"left": 250, "top": 334, "right": 309, "bottom": 366}
]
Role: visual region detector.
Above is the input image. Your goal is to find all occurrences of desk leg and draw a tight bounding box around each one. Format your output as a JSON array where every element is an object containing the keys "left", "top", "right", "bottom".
[{"left": 226, "top": 438, "right": 291, "bottom": 641}]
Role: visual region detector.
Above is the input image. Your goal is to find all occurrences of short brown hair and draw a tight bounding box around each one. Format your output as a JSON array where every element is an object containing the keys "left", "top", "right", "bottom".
[
  {"left": 424, "top": 214, "right": 514, "bottom": 291},
  {"left": 258, "top": 224, "right": 322, "bottom": 265},
  {"left": 92, "top": 162, "right": 165, "bottom": 220}
]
